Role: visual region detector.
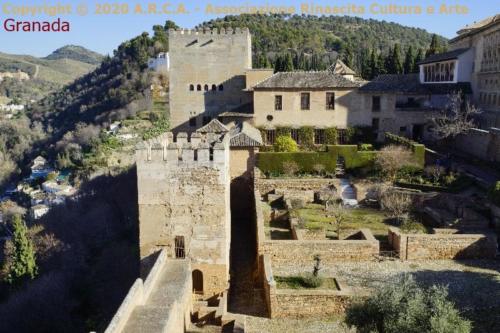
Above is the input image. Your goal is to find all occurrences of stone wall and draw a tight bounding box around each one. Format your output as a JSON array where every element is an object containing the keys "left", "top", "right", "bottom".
[
  {"left": 229, "top": 147, "right": 258, "bottom": 179},
  {"left": 254, "top": 189, "right": 379, "bottom": 264},
  {"left": 388, "top": 227, "right": 497, "bottom": 260},
  {"left": 454, "top": 127, "right": 500, "bottom": 163},
  {"left": 168, "top": 28, "right": 252, "bottom": 131},
  {"left": 136, "top": 132, "right": 231, "bottom": 296},
  {"left": 105, "top": 251, "right": 192, "bottom": 333},
  {"left": 261, "top": 254, "right": 355, "bottom": 319}
]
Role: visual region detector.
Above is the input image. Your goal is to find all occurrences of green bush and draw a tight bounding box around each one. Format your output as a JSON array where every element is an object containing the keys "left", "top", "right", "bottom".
[
  {"left": 488, "top": 181, "right": 500, "bottom": 206},
  {"left": 346, "top": 275, "right": 471, "bottom": 333},
  {"left": 274, "top": 135, "right": 298, "bottom": 152},
  {"left": 324, "top": 127, "right": 338, "bottom": 145},
  {"left": 298, "top": 126, "right": 314, "bottom": 147},
  {"left": 358, "top": 143, "right": 373, "bottom": 151}
]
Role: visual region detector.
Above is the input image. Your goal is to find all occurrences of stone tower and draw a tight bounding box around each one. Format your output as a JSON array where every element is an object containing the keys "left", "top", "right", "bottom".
[
  {"left": 168, "top": 28, "right": 252, "bottom": 131},
  {"left": 136, "top": 132, "right": 231, "bottom": 296}
]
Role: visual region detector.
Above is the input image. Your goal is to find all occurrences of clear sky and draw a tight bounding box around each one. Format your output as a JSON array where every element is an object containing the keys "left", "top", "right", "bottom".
[{"left": 0, "top": 0, "right": 497, "bottom": 57}]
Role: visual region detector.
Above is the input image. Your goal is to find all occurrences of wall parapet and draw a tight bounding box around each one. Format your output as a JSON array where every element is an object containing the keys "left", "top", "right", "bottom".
[
  {"left": 168, "top": 27, "right": 249, "bottom": 36},
  {"left": 135, "top": 131, "right": 229, "bottom": 166}
]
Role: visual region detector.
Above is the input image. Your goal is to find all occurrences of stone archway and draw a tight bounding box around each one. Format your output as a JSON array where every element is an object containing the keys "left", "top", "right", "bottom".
[{"left": 192, "top": 269, "right": 203, "bottom": 294}]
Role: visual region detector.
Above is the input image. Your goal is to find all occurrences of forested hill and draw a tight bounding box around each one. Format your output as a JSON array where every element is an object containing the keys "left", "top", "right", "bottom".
[
  {"left": 197, "top": 14, "right": 448, "bottom": 73},
  {"left": 44, "top": 45, "right": 104, "bottom": 65}
]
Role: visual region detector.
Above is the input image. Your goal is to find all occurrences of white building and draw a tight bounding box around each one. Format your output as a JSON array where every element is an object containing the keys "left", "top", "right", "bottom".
[
  {"left": 30, "top": 204, "right": 49, "bottom": 220},
  {"left": 148, "top": 52, "right": 169, "bottom": 72}
]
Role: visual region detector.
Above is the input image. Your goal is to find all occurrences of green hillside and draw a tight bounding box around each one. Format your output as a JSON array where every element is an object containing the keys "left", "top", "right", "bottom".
[
  {"left": 0, "top": 46, "right": 102, "bottom": 104},
  {"left": 44, "top": 45, "right": 104, "bottom": 65}
]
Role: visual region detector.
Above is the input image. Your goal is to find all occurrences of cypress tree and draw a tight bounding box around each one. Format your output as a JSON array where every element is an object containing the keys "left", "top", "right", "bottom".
[
  {"left": 342, "top": 44, "right": 354, "bottom": 68},
  {"left": 4, "top": 215, "right": 38, "bottom": 284},
  {"left": 415, "top": 48, "right": 425, "bottom": 67},
  {"left": 393, "top": 44, "right": 403, "bottom": 74},
  {"left": 403, "top": 45, "right": 416, "bottom": 73},
  {"left": 426, "top": 34, "right": 440, "bottom": 57},
  {"left": 283, "top": 53, "right": 294, "bottom": 72}
]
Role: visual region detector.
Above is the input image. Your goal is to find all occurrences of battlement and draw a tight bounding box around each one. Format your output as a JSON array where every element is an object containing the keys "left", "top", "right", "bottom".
[
  {"left": 135, "top": 132, "right": 229, "bottom": 166},
  {"left": 168, "top": 27, "right": 249, "bottom": 36}
]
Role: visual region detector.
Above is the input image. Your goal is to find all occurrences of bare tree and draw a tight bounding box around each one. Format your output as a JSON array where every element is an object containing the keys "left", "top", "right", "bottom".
[
  {"left": 381, "top": 191, "right": 413, "bottom": 225},
  {"left": 425, "top": 165, "right": 445, "bottom": 184},
  {"left": 431, "top": 92, "right": 481, "bottom": 139},
  {"left": 326, "top": 201, "right": 347, "bottom": 239},
  {"left": 375, "top": 145, "right": 415, "bottom": 181}
]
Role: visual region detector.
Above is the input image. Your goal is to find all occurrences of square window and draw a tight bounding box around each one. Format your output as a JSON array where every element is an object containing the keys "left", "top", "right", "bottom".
[
  {"left": 372, "top": 118, "right": 380, "bottom": 131},
  {"left": 400, "top": 126, "right": 407, "bottom": 132},
  {"left": 301, "top": 93, "right": 310, "bottom": 110},
  {"left": 266, "top": 129, "right": 276, "bottom": 145}
]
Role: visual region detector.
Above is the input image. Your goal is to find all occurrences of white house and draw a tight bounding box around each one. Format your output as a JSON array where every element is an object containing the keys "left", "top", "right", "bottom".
[
  {"left": 148, "top": 52, "right": 169, "bottom": 72},
  {"left": 30, "top": 204, "right": 49, "bottom": 220}
]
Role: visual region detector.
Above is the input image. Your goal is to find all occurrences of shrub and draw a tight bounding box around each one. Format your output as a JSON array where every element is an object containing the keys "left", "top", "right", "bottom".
[
  {"left": 282, "top": 161, "right": 300, "bottom": 176},
  {"left": 358, "top": 143, "right": 373, "bottom": 151},
  {"left": 298, "top": 126, "right": 314, "bottom": 147},
  {"left": 324, "top": 127, "right": 338, "bottom": 144},
  {"left": 397, "top": 165, "right": 423, "bottom": 181},
  {"left": 346, "top": 275, "right": 471, "bottom": 333},
  {"left": 301, "top": 274, "right": 323, "bottom": 288},
  {"left": 381, "top": 190, "right": 413, "bottom": 224},
  {"left": 376, "top": 145, "right": 416, "bottom": 181},
  {"left": 312, "top": 163, "right": 325, "bottom": 175},
  {"left": 274, "top": 135, "right": 298, "bottom": 152},
  {"left": 400, "top": 219, "right": 427, "bottom": 234}
]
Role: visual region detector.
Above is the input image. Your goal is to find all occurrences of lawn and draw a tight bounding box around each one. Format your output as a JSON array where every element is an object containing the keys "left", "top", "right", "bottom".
[
  {"left": 296, "top": 204, "right": 391, "bottom": 240},
  {"left": 275, "top": 276, "right": 339, "bottom": 290}
]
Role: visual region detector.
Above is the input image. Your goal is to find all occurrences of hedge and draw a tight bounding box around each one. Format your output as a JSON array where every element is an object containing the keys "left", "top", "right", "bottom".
[
  {"left": 257, "top": 142, "right": 425, "bottom": 175},
  {"left": 395, "top": 175, "right": 474, "bottom": 193},
  {"left": 257, "top": 145, "right": 376, "bottom": 174}
]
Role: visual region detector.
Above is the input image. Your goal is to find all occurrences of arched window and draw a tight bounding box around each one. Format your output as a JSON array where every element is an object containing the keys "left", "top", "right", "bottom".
[
  {"left": 189, "top": 84, "right": 194, "bottom": 91},
  {"left": 211, "top": 84, "right": 217, "bottom": 91},
  {"left": 204, "top": 84, "right": 209, "bottom": 91},
  {"left": 197, "top": 84, "right": 201, "bottom": 91},
  {"left": 192, "top": 270, "right": 203, "bottom": 294},
  {"left": 218, "top": 84, "right": 224, "bottom": 91}
]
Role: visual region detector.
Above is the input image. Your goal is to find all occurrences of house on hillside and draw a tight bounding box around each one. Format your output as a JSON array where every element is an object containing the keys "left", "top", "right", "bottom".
[{"left": 30, "top": 156, "right": 53, "bottom": 179}]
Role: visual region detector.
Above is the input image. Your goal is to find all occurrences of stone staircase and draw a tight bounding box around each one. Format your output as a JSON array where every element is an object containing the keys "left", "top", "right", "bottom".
[
  {"left": 189, "top": 294, "right": 246, "bottom": 333},
  {"left": 335, "top": 157, "right": 346, "bottom": 177}
]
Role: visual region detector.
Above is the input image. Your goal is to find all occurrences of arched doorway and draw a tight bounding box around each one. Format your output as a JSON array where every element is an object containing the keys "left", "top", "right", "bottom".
[{"left": 192, "top": 269, "right": 203, "bottom": 294}]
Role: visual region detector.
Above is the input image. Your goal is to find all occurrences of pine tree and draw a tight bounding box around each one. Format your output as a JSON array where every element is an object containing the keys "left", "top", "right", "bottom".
[
  {"left": 393, "top": 44, "right": 403, "bottom": 74},
  {"left": 360, "top": 49, "right": 371, "bottom": 79},
  {"left": 4, "top": 215, "right": 38, "bottom": 284},
  {"left": 403, "top": 45, "right": 415, "bottom": 74},
  {"left": 426, "top": 34, "right": 440, "bottom": 57}
]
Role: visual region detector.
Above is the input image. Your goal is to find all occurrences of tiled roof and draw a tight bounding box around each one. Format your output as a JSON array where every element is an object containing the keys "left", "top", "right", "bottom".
[
  {"left": 253, "top": 71, "right": 362, "bottom": 89},
  {"left": 359, "top": 74, "right": 472, "bottom": 94},
  {"left": 328, "top": 59, "right": 356, "bottom": 75},
  {"left": 417, "top": 48, "right": 470, "bottom": 65},
  {"left": 229, "top": 122, "right": 262, "bottom": 147},
  {"left": 196, "top": 118, "right": 229, "bottom": 133}
]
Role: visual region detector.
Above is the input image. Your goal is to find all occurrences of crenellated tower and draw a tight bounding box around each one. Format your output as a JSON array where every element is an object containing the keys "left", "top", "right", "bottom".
[
  {"left": 136, "top": 132, "right": 231, "bottom": 296},
  {"left": 168, "top": 27, "right": 252, "bottom": 131}
]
